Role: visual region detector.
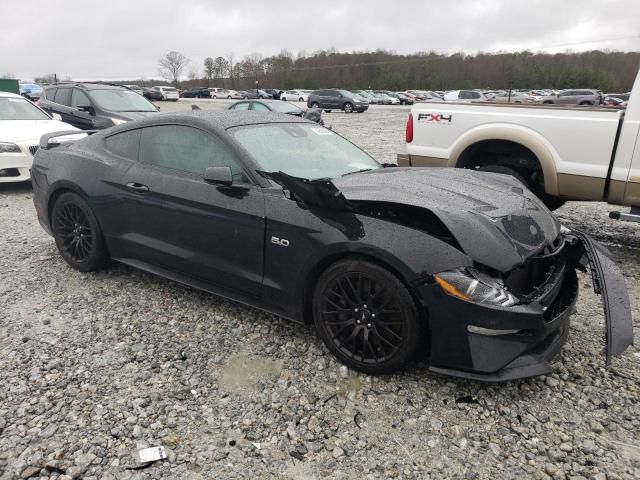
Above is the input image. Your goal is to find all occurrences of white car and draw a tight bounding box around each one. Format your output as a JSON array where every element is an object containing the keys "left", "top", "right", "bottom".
[
  {"left": 0, "top": 92, "right": 81, "bottom": 183},
  {"left": 153, "top": 86, "right": 179, "bottom": 101},
  {"left": 280, "top": 89, "right": 309, "bottom": 102}
]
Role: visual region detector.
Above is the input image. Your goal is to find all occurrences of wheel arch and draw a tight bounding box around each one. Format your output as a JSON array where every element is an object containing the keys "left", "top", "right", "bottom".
[
  {"left": 300, "top": 250, "right": 425, "bottom": 325},
  {"left": 46, "top": 181, "right": 91, "bottom": 229},
  {"left": 448, "top": 125, "right": 560, "bottom": 195}
]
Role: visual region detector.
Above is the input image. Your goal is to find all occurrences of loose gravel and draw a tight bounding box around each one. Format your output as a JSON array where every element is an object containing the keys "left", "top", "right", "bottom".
[{"left": 1, "top": 101, "right": 639, "bottom": 480}]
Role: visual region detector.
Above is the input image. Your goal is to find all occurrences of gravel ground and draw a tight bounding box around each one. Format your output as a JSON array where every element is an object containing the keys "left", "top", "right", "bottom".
[{"left": 1, "top": 101, "right": 639, "bottom": 480}]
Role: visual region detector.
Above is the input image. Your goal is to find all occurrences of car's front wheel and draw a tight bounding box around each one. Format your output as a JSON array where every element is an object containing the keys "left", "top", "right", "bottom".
[
  {"left": 313, "top": 259, "right": 424, "bottom": 374},
  {"left": 343, "top": 102, "right": 354, "bottom": 113},
  {"left": 51, "top": 192, "right": 108, "bottom": 272},
  {"left": 310, "top": 102, "right": 320, "bottom": 108}
]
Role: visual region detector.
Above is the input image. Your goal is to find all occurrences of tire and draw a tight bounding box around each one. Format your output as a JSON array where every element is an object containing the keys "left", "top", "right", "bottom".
[
  {"left": 324, "top": 109, "right": 331, "bottom": 113},
  {"left": 311, "top": 102, "right": 320, "bottom": 108},
  {"left": 578, "top": 101, "right": 592, "bottom": 106},
  {"left": 51, "top": 192, "right": 108, "bottom": 272},
  {"left": 343, "top": 102, "right": 354, "bottom": 113},
  {"left": 313, "top": 259, "right": 424, "bottom": 374},
  {"left": 299, "top": 97, "right": 304, "bottom": 102},
  {"left": 477, "top": 165, "right": 565, "bottom": 210},
  {"left": 543, "top": 101, "right": 553, "bottom": 104}
]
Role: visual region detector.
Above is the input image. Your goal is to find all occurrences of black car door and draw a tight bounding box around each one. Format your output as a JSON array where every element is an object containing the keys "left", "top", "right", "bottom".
[
  {"left": 51, "top": 88, "right": 75, "bottom": 125},
  {"left": 69, "top": 88, "right": 95, "bottom": 130},
  {"left": 116, "top": 124, "right": 265, "bottom": 297}
]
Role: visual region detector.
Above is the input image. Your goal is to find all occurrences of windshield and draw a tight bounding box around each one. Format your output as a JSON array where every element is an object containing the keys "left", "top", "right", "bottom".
[
  {"left": 0, "top": 97, "right": 50, "bottom": 120},
  {"left": 231, "top": 123, "right": 380, "bottom": 179},
  {"left": 268, "top": 102, "right": 302, "bottom": 113},
  {"left": 89, "top": 90, "right": 157, "bottom": 112}
]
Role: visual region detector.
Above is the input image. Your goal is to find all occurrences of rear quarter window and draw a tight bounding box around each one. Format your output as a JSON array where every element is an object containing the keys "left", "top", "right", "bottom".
[
  {"left": 104, "top": 129, "right": 141, "bottom": 160},
  {"left": 44, "top": 87, "right": 57, "bottom": 100},
  {"left": 54, "top": 88, "right": 72, "bottom": 106}
]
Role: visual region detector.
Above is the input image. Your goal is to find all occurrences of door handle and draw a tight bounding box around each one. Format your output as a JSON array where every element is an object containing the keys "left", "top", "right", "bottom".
[{"left": 126, "top": 182, "right": 149, "bottom": 193}]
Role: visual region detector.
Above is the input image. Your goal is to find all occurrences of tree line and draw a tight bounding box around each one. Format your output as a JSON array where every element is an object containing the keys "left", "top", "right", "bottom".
[{"left": 155, "top": 49, "right": 639, "bottom": 93}]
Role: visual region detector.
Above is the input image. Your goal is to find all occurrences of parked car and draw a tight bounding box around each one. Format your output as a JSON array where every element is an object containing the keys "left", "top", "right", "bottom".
[
  {"left": 38, "top": 83, "right": 159, "bottom": 130},
  {"left": 182, "top": 87, "right": 212, "bottom": 99},
  {"left": 540, "top": 89, "right": 602, "bottom": 106},
  {"left": 444, "top": 90, "right": 489, "bottom": 102},
  {"left": 280, "top": 89, "right": 309, "bottom": 102},
  {"left": 263, "top": 89, "right": 283, "bottom": 100},
  {"left": 373, "top": 92, "right": 399, "bottom": 105},
  {"left": 238, "top": 90, "right": 269, "bottom": 99},
  {"left": 31, "top": 110, "right": 632, "bottom": 379},
  {"left": 308, "top": 89, "right": 369, "bottom": 113},
  {"left": 226, "top": 100, "right": 323, "bottom": 124},
  {"left": 142, "top": 87, "right": 163, "bottom": 101},
  {"left": 399, "top": 69, "right": 640, "bottom": 216},
  {"left": 391, "top": 92, "right": 414, "bottom": 105},
  {"left": 605, "top": 92, "right": 631, "bottom": 102},
  {"left": 152, "top": 86, "right": 180, "bottom": 101},
  {"left": 0, "top": 91, "right": 83, "bottom": 183},
  {"left": 603, "top": 96, "right": 626, "bottom": 108},
  {"left": 490, "top": 92, "right": 533, "bottom": 104},
  {"left": 19, "top": 83, "right": 43, "bottom": 101},
  {"left": 123, "top": 85, "right": 144, "bottom": 95}
]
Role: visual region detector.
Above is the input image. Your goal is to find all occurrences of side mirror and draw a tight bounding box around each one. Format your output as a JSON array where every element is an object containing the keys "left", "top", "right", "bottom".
[
  {"left": 77, "top": 105, "right": 95, "bottom": 115},
  {"left": 51, "top": 113, "right": 62, "bottom": 121},
  {"left": 203, "top": 166, "right": 233, "bottom": 186}
]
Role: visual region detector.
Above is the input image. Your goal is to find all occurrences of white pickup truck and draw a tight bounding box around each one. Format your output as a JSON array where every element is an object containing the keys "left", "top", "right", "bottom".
[{"left": 398, "top": 69, "right": 640, "bottom": 221}]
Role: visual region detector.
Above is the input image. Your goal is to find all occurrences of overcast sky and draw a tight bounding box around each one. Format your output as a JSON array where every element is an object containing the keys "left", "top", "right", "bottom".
[{"left": 3, "top": 0, "right": 639, "bottom": 81}]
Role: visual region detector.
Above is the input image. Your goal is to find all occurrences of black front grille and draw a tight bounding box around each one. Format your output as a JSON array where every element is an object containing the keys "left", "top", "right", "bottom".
[{"left": 28, "top": 145, "right": 38, "bottom": 156}]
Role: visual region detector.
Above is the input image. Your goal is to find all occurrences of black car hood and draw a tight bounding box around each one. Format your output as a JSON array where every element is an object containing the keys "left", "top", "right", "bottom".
[
  {"left": 333, "top": 168, "right": 559, "bottom": 272},
  {"left": 263, "top": 167, "right": 560, "bottom": 272}
]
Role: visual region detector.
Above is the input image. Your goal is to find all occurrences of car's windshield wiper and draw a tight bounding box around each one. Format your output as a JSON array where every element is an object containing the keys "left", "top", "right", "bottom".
[{"left": 342, "top": 168, "right": 374, "bottom": 177}]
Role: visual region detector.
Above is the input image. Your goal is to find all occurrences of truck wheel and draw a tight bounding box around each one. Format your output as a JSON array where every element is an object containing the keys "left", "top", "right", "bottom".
[{"left": 478, "top": 165, "right": 565, "bottom": 211}]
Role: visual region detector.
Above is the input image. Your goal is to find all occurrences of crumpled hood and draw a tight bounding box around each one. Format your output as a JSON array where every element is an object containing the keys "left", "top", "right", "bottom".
[
  {"left": 333, "top": 167, "right": 560, "bottom": 272},
  {"left": 0, "top": 120, "right": 77, "bottom": 143}
]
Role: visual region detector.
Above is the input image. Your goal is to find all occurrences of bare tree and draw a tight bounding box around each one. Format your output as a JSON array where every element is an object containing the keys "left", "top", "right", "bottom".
[
  {"left": 1, "top": 73, "right": 16, "bottom": 79},
  {"left": 226, "top": 53, "right": 235, "bottom": 89},
  {"left": 188, "top": 65, "right": 199, "bottom": 81},
  {"left": 158, "top": 51, "right": 190, "bottom": 87},
  {"left": 213, "top": 57, "right": 230, "bottom": 87},
  {"left": 203, "top": 57, "right": 215, "bottom": 87}
]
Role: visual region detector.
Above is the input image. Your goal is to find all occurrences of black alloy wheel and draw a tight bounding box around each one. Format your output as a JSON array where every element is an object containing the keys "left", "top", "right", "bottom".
[
  {"left": 313, "top": 259, "right": 424, "bottom": 374},
  {"left": 52, "top": 192, "right": 108, "bottom": 272}
]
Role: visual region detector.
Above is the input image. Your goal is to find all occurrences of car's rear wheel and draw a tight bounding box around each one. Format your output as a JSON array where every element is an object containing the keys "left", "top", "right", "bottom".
[
  {"left": 52, "top": 193, "right": 108, "bottom": 272},
  {"left": 298, "top": 97, "right": 304, "bottom": 102},
  {"left": 313, "top": 259, "right": 424, "bottom": 374},
  {"left": 343, "top": 102, "right": 354, "bottom": 113},
  {"left": 311, "top": 102, "right": 320, "bottom": 108}
]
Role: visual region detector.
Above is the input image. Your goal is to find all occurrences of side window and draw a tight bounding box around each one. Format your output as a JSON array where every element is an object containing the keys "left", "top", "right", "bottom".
[
  {"left": 71, "top": 89, "right": 91, "bottom": 108},
  {"left": 54, "top": 88, "right": 72, "bottom": 106},
  {"left": 286, "top": 90, "right": 295, "bottom": 94},
  {"left": 471, "top": 92, "right": 481, "bottom": 99},
  {"left": 232, "top": 102, "right": 250, "bottom": 111},
  {"left": 459, "top": 91, "right": 470, "bottom": 99},
  {"left": 44, "top": 87, "right": 57, "bottom": 101},
  {"left": 139, "top": 125, "right": 246, "bottom": 181},
  {"left": 105, "top": 129, "right": 141, "bottom": 160},
  {"left": 251, "top": 103, "right": 270, "bottom": 112}
]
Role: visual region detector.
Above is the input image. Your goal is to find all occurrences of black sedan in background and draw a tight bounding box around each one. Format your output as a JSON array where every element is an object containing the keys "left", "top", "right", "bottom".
[
  {"left": 142, "top": 87, "right": 163, "bottom": 101},
  {"left": 31, "top": 111, "right": 632, "bottom": 381},
  {"left": 226, "top": 100, "right": 323, "bottom": 124},
  {"left": 182, "top": 87, "right": 212, "bottom": 99}
]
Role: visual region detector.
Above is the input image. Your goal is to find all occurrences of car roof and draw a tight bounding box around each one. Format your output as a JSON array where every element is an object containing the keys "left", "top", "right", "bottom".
[
  {"left": 104, "top": 110, "right": 311, "bottom": 135},
  {"left": 0, "top": 91, "right": 24, "bottom": 99}
]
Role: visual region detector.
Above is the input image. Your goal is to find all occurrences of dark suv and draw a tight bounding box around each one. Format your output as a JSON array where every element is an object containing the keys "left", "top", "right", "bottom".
[
  {"left": 38, "top": 83, "right": 159, "bottom": 130},
  {"left": 181, "top": 87, "right": 212, "bottom": 98},
  {"left": 307, "top": 89, "right": 369, "bottom": 113}
]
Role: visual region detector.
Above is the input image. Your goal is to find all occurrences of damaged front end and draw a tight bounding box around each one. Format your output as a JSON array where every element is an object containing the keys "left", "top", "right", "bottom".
[
  {"left": 424, "top": 230, "right": 633, "bottom": 381},
  {"left": 263, "top": 169, "right": 634, "bottom": 381}
]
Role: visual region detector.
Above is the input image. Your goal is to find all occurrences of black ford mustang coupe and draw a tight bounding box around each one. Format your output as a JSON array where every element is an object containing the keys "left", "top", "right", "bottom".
[{"left": 31, "top": 112, "right": 633, "bottom": 381}]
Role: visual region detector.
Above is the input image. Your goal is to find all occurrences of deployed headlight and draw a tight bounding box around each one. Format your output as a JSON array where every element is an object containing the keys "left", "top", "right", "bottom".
[
  {"left": 110, "top": 118, "right": 128, "bottom": 126},
  {"left": 0, "top": 142, "right": 21, "bottom": 154},
  {"left": 434, "top": 268, "right": 518, "bottom": 307}
]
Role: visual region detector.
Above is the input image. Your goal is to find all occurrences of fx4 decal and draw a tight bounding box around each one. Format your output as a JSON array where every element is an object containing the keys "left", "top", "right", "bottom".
[{"left": 417, "top": 113, "right": 453, "bottom": 123}]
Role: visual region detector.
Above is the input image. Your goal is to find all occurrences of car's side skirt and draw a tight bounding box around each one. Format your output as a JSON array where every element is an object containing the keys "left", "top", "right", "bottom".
[{"left": 112, "top": 257, "right": 302, "bottom": 325}]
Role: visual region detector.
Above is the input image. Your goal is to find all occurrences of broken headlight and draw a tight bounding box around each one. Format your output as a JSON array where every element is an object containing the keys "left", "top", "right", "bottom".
[{"left": 434, "top": 268, "right": 519, "bottom": 307}]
